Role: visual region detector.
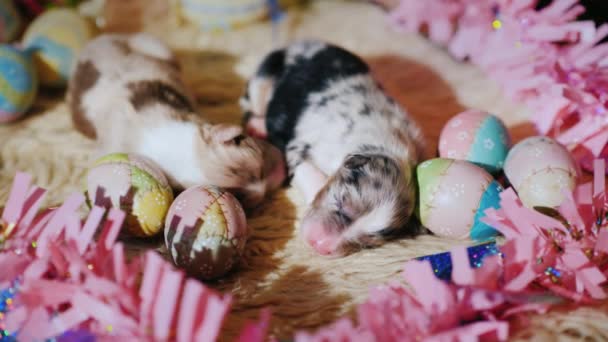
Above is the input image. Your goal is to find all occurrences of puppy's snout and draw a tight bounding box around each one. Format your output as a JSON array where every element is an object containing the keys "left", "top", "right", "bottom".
[{"left": 301, "top": 217, "right": 341, "bottom": 256}]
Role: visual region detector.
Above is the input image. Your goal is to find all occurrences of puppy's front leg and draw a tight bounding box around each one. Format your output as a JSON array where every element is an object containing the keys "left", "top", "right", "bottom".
[{"left": 293, "top": 161, "right": 328, "bottom": 204}]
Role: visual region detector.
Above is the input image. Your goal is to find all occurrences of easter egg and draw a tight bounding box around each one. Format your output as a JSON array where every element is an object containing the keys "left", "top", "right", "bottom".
[
  {"left": 23, "top": 8, "right": 94, "bottom": 87},
  {"left": 416, "top": 158, "right": 503, "bottom": 240},
  {"left": 164, "top": 186, "right": 248, "bottom": 280},
  {"left": 179, "top": 0, "right": 268, "bottom": 31},
  {"left": 504, "top": 136, "right": 579, "bottom": 209},
  {"left": 0, "top": 0, "right": 21, "bottom": 42},
  {"left": 439, "top": 109, "right": 511, "bottom": 173},
  {"left": 0, "top": 45, "right": 38, "bottom": 123},
  {"left": 85, "top": 153, "right": 174, "bottom": 237}
]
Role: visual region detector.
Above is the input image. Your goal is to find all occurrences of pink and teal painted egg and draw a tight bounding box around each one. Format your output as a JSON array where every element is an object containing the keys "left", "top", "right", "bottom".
[
  {"left": 504, "top": 136, "right": 579, "bottom": 209},
  {"left": 439, "top": 109, "right": 511, "bottom": 174},
  {"left": 164, "top": 185, "right": 248, "bottom": 280},
  {"left": 0, "top": 45, "right": 38, "bottom": 123},
  {"left": 85, "top": 153, "right": 174, "bottom": 237},
  {"left": 416, "top": 158, "right": 503, "bottom": 240},
  {"left": 0, "top": 0, "right": 21, "bottom": 42}
]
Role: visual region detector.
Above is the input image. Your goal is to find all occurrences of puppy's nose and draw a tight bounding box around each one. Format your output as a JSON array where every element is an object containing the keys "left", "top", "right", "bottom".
[
  {"left": 309, "top": 236, "right": 336, "bottom": 256},
  {"left": 301, "top": 219, "right": 340, "bottom": 256}
]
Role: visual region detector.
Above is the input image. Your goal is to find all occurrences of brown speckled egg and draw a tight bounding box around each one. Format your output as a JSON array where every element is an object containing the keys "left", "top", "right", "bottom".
[
  {"left": 164, "top": 185, "right": 248, "bottom": 280},
  {"left": 85, "top": 153, "right": 174, "bottom": 237}
]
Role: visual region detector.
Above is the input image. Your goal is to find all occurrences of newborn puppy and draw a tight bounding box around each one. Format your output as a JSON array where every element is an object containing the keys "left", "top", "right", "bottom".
[
  {"left": 241, "top": 40, "right": 426, "bottom": 256},
  {"left": 67, "top": 33, "right": 285, "bottom": 207}
]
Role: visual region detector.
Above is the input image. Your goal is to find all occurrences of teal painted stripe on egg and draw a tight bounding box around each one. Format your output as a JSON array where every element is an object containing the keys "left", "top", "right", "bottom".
[
  {"left": 0, "top": 92, "right": 20, "bottom": 112},
  {"left": 470, "top": 180, "right": 503, "bottom": 241},
  {"left": 28, "top": 36, "right": 74, "bottom": 82},
  {"left": 468, "top": 115, "right": 509, "bottom": 173},
  {"left": 0, "top": 48, "right": 35, "bottom": 92}
]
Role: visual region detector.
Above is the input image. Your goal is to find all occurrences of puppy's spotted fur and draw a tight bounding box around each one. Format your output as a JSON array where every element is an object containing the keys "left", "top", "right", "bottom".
[{"left": 241, "top": 40, "right": 426, "bottom": 255}]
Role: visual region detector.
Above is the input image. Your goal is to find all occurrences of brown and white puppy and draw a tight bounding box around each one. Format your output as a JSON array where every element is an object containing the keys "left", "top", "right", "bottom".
[
  {"left": 67, "top": 33, "right": 286, "bottom": 207},
  {"left": 241, "top": 40, "right": 426, "bottom": 256}
]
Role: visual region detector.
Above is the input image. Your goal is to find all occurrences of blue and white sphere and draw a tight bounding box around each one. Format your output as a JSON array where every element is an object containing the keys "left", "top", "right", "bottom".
[{"left": 0, "top": 45, "right": 38, "bottom": 123}]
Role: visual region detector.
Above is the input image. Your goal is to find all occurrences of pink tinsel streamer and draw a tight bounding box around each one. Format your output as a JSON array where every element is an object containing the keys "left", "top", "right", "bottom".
[
  {"left": 296, "top": 160, "right": 608, "bottom": 341},
  {"left": 0, "top": 160, "right": 606, "bottom": 341},
  {"left": 387, "top": 0, "right": 608, "bottom": 170},
  {"left": 0, "top": 173, "right": 237, "bottom": 341}
]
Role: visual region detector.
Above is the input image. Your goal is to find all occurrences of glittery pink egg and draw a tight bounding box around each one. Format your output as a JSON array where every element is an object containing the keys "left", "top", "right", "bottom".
[
  {"left": 439, "top": 109, "right": 511, "bottom": 174},
  {"left": 504, "top": 136, "right": 580, "bottom": 208},
  {"left": 164, "top": 185, "right": 248, "bottom": 280}
]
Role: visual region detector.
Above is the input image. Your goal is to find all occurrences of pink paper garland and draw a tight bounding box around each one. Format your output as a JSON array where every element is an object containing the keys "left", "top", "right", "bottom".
[
  {"left": 2, "top": 160, "right": 606, "bottom": 341},
  {"left": 293, "top": 159, "right": 608, "bottom": 341},
  {"left": 387, "top": 0, "right": 608, "bottom": 172},
  {"left": 0, "top": 173, "right": 240, "bottom": 341}
]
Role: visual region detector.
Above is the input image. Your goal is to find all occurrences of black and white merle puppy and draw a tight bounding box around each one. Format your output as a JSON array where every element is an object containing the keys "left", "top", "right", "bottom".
[{"left": 240, "top": 40, "right": 426, "bottom": 256}]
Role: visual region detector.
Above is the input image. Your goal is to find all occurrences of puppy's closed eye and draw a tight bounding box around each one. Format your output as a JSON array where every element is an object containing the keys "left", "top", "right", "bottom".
[
  {"left": 231, "top": 134, "right": 246, "bottom": 146},
  {"left": 344, "top": 154, "right": 369, "bottom": 169},
  {"left": 334, "top": 210, "right": 353, "bottom": 226}
]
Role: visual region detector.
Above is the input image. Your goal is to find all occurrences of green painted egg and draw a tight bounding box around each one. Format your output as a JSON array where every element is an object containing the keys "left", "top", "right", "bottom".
[{"left": 85, "top": 153, "right": 174, "bottom": 237}]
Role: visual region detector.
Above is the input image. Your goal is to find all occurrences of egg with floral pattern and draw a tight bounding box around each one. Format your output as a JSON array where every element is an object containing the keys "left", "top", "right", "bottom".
[
  {"left": 85, "top": 153, "right": 174, "bottom": 237},
  {"left": 504, "top": 136, "right": 579, "bottom": 209},
  {"left": 164, "top": 185, "right": 248, "bottom": 280},
  {"left": 23, "top": 8, "right": 94, "bottom": 87},
  {"left": 0, "top": 45, "right": 38, "bottom": 123},
  {"left": 439, "top": 109, "right": 511, "bottom": 174},
  {"left": 416, "top": 158, "right": 503, "bottom": 240}
]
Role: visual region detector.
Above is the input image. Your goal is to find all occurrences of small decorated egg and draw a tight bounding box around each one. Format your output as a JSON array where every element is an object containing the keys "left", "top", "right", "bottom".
[
  {"left": 0, "top": 0, "right": 21, "bottom": 42},
  {"left": 85, "top": 153, "right": 174, "bottom": 237},
  {"left": 439, "top": 109, "right": 511, "bottom": 173},
  {"left": 178, "top": 0, "right": 268, "bottom": 31},
  {"left": 22, "top": 8, "right": 94, "bottom": 87},
  {"left": 416, "top": 158, "right": 503, "bottom": 240},
  {"left": 164, "top": 186, "right": 248, "bottom": 280},
  {"left": 504, "top": 136, "right": 579, "bottom": 209},
  {"left": 0, "top": 45, "right": 38, "bottom": 123}
]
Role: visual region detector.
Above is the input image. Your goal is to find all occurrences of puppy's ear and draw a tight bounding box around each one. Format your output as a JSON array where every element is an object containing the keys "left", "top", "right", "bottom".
[{"left": 211, "top": 124, "right": 246, "bottom": 145}]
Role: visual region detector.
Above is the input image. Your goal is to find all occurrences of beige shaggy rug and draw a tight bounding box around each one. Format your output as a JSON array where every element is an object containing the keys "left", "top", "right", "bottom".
[{"left": 2, "top": 1, "right": 608, "bottom": 341}]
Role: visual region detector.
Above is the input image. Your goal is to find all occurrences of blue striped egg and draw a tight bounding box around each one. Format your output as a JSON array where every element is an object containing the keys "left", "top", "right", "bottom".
[
  {"left": 439, "top": 109, "right": 511, "bottom": 174},
  {"left": 0, "top": 0, "right": 21, "bottom": 42},
  {"left": 0, "top": 45, "right": 38, "bottom": 123},
  {"left": 23, "top": 8, "right": 94, "bottom": 88}
]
